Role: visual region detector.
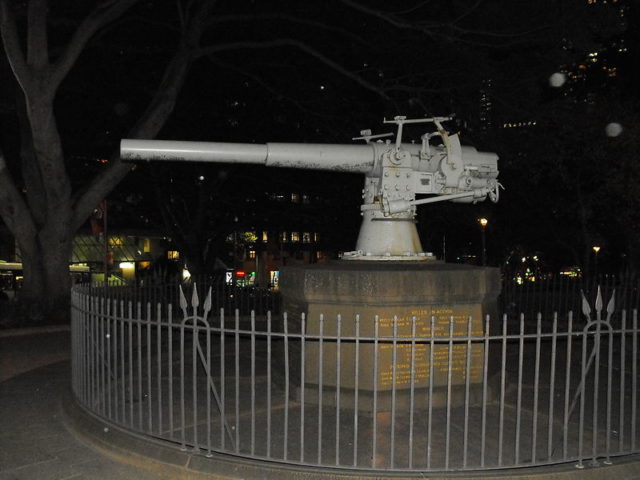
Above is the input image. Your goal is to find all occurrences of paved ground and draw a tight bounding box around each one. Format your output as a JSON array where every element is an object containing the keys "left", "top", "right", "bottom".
[
  {"left": 0, "top": 327, "right": 70, "bottom": 382},
  {"left": 0, "top": 328, "right": 161, "bottom": 479}
]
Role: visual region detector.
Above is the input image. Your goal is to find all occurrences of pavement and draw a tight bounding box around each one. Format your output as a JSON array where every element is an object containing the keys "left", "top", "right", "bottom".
[
  {"left": 0, "top": 327, "right": 161, "bottom": 479},
  {"left": 3, "top": 326, "right": 640, "bottom": 479}
]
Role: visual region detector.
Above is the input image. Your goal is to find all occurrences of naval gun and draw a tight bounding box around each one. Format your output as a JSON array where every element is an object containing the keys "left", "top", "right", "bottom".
[{"left": 121, "top": 116, "right": 501, "bottom": 260}]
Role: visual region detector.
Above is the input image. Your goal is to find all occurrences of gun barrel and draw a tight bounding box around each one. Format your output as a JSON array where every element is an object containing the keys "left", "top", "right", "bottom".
[
  {"left": 121, "top": 139, "right": 376, "bottom": 173},
  {"left": 121, "top": 140, "right": 268, "bottom": 164}
]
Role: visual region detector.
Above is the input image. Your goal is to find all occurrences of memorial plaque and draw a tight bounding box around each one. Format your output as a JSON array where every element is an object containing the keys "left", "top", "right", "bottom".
[{"left": 280, "top": 261, "right": 500, "bottom": 411}]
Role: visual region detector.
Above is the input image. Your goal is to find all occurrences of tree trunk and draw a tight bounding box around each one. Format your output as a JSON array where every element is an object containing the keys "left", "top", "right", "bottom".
[
  {"left": 0, "top": 0, "right": 215, "bottom": 325},
  {"left": 16, "top": 217, "right": 74, "bottom": 323}
]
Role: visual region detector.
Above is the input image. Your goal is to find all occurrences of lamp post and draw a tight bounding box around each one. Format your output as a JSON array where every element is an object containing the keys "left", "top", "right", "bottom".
[
  {"left": 592, "top": 245, "right": 601, "bottom": 278},
  {"left": 479, "top": 217, "right": 488, "bottom": 266}
]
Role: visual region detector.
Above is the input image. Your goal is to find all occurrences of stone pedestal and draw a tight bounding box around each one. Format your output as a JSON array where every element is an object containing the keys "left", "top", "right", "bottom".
[{"left": 279, "top": 261, "right": 501, "bottom": 412}]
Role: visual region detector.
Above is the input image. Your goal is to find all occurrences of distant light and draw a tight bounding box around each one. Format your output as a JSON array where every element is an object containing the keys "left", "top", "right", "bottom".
[
  {"left": 119, "top": 262, "right": 134, "bottom": 269},
  {"left": 182, "top": 268, "right": 191, "bottom": 280},
  {"left": 478, "top": 217, "right": 488, "bottom": 227},
  {"left": 593, "top": 245, "right": 601, "bottom": 254},
  {"left": 549, "top": 72, "right": 566, "bottom": 87},
  {"left": 198, "top": 175, "right": 205, "bottom": 181},
  {"left": 605, "top": 122, "right": 623, "bottom": 137},
  {"left": 236, "top": 270, "right": 246, "bottom": 277},
  {"left": 320, "top": 85, "right": 325, "bottom": 90}
]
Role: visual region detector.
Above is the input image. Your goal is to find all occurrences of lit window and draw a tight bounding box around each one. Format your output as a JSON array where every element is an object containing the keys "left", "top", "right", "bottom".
[
  {"left": 315, "top": 251, "right": 323, "bottom": 261},
  {"left": 249, "top": 250, "right": 256, "bottom": 259},
  {"left": 291, "top": 232, "right": 300, "bottom": 242},
  {"left": 108, "top": 237, "right": 124, "bottom": 247},
  {"left": 314, "top": 232, "right": 320, "bottom": 242},
  {"left": 142, "top": 238, "right": 151, "bottom": 253},
  {"left": 302, "top": 232, "right": 311, "bottom": 243},
  {"left": 242, "top": 231, "right": 258, "bottom": 242},
  {"left": 291, "top": 193, "right": 299, "bottom": 203},
  {"left": 262, "top": 231, "right": 268, "bottom": 242},
  {"left": 281, "top": 232, "right": 288, "bottom": 243},
  {"left": 167, "top": 250, "right": 180, "bottom": 260},
  {"left": 302, "top": 194, "right": 310, "bottom": 204}
]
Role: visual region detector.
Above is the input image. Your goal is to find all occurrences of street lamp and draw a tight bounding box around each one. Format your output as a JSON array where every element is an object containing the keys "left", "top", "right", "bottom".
[
  {"left": 478, "top": 217, "right": 488, "bottom": 266},
  {"left": 592, "top": 245, "right": 601, "bottom": 277}
]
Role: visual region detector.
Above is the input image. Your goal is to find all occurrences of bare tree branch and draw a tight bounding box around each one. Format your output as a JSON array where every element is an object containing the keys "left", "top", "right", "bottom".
[
  {"left": 0, "top": 0, "right": 32, "bottom": 91},
  {"left": 339, "top": 0, "right": 546, "bottom": 46},
  {"left": 71, "top": 0, "right": 217, "bottom": 230},
  {"left": 390, "top": 1, "right": 434, "bottom": 15},
  {"left": 450, "top": 0, "right": 483, "bottom": 25},
  {"left": 1, "top": 0, "right": 73, "bottom": 217},
  {"left": 447, "top": 23, "right": 550, "bottom": 39},
  {"left": 27, "top": 0, "right": 49, "bottom": 68},
  {"left": 208, "top": 13, "right": 370, "bottom": 48},
  {"left": 0, "top": 147, "right": 36, "bottom": 238},
  {"left": 15, "top": 90, "right": 47, "bottom": 228},
  {"left": 205, "top": 56, "right": 344, "bottom": 121},
  {"left": 198, "top": 39, "right": 390, "bottom": 100},
  {"left": 176, "top": 0, "right": 186, "bottom": 32},
  {"left": 337, "top": 0, "right": 439, "bottom": 37},
  {"left": 50, "top": 0, "right": 140, "bottom": 90},
  {"left": 69, "top": 50, "right": 194, "bottom": 226}
]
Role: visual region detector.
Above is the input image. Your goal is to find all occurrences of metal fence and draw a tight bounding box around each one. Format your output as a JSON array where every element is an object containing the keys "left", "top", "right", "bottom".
[
  {"left": 85, "top": 279, "right": 280, "bottom": 316},
  {"left": 501, "top": 271, "right": 640, "bottom": 320},
  {"left": 71, "top": 283, "right": 640, "bottom": 473}
]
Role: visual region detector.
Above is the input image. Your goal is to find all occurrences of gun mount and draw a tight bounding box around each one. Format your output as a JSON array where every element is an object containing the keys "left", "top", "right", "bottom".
[{"left": 121, "top": 116, "right": 501, "bottom": 261}]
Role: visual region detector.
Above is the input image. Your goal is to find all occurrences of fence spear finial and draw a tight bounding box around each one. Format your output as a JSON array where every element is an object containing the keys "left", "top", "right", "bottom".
[
  {"left": 191, "top": 282, "right": 200, "bottom": 310},
  {"left": 581, "top": 289, "right": 591, "bottom": 319},
  {"left": 179, "top": 285, "right": 188, "bottom": 317},
  {"left": 606, "top": 289, "right": 616, "bottom": 316},
  {"left": 595, "top": 286, "right": 603, "bottom": 313},
  {"left": 203, "top": 286, "right": 212, "bottom": 316}
]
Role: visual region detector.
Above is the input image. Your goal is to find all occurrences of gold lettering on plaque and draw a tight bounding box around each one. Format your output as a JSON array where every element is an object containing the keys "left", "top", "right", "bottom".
[
  {"left": 303, "top": 303, "right": 486, "bottom": 391},
  {"left": 369, "top": 304, "right": 484, "bottom": 389}
]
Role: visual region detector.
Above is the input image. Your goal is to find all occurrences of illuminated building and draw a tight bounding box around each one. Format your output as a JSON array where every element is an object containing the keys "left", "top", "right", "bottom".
[{"left": 224, "top": 190, "right": 332, "bottom": 288}]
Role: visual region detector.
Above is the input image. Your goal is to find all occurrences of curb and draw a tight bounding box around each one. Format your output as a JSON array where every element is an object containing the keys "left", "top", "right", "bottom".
[
  {"left": 0, "top": 324, "right": 69, "bottom": 338},
  {"left": 61, "top": 389, "right": 640, "bottom": 480}
]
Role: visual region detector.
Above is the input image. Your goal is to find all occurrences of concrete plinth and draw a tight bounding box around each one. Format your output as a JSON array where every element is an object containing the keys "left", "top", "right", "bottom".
[{"left": 279, "top": 261, "right": 501, "bottom": 412}]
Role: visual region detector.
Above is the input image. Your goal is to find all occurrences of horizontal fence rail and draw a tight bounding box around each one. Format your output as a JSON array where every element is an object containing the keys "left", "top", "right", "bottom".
[{"left": 71, "top": 283, "right": 640, "bottom": 473}]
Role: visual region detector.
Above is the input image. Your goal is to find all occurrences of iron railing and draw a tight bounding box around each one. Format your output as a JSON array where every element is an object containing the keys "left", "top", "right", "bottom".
[
  {"left": 86, "top": 279, "right": 280, "bottom": 316},
  {"left": 71, "top": 283, "right": 640, "bottom": 473},
  {"left": 500, "top": 271, "right": 639, "bottom": 320}
]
